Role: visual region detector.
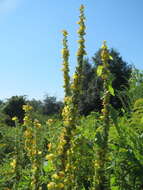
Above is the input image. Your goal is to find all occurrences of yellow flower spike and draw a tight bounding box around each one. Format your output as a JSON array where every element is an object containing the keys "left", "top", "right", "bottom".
[
  {"left": 74, "top": 3, "right": 86, "bottom": 98},
  {"left": 101, "top": 41, "right": 110, "bottom": 63},
  {"left": 53, "top": 5, "right": 84, "bottom": 183},
  {"left": 94, "top": 41, "right": 114, "bottom": 189},
  {"left": 61, "top": 29, "right": 71, "bottom": 97}
]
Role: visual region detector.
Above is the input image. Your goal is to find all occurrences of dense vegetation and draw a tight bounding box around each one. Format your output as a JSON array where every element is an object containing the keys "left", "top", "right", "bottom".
[{"left": 1, "top": 5, "right": 143, "bottom": 190}]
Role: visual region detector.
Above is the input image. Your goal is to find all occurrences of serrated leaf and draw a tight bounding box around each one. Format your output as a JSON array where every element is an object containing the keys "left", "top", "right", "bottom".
[
  {"left": 108, "top": 85, "right": 115, "bottom": 96},
  {"left": 97, "top": 65, "right": 103, "bottom": 76}
]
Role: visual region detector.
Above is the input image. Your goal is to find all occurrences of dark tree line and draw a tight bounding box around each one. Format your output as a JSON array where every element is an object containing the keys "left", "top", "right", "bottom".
[
  {"left": 0, "top": 95, "right": 63, "bottom": 126},
  {"left": 0, "top": 48, "right": 132, "bottom": 125},
  {"left": 77, "top": 48, "right": 132, "bottom": 115}
]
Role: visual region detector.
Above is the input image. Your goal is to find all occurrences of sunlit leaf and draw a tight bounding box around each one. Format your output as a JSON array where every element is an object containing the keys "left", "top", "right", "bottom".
[
  {"left": 97, "top": 65, "right": 103, "bottom": 76},
  {"left": 109, "top": 55, "right": 113, "bottom": 60},
  {"left": 108, "top": 85, "right": 115, "bottom": 96}
]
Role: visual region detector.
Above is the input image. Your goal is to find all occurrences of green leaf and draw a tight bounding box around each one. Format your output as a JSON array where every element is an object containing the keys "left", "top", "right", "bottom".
[
  {"left": 109, "top": 55, "right": 113, "bottom": 60},
  {"left": 112, "top": 187, "right": 119, "bottom": 190},
  {"left": 108, "top": 85, "right": 115, "bottom": 96},
  {"left": 43, "top": 161, "right": 54, "bottom": 172},
  {"left": 110, "top": 176, "right": 116, "bottom": 185},
  {"left": 97, "top": 65, "right": 103, "bottom": 76}
]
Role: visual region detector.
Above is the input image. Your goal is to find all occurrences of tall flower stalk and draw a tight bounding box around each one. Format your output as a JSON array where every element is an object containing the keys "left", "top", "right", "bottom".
[
  {"left": 47, "top": 30, "right": 72, "bottom": 190},
  {"left": 74, "top": 4, "right": 86, "bottom": 97},
  {"left": 23, "top": 105, "right": 42, "bottom": 190},
  {"left": 10, "top": 117, "right": 23, "bottom": 189},
  {"left": 94, "top": 41, "right": 114, "bottom": 190},
  {"left": 62, "top": 30, "right": 71, "bottom": 97}
]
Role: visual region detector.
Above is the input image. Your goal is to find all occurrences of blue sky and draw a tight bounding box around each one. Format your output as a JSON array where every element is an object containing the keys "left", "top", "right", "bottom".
[{"left": 0, "top": 0, "right": 143, "bottom": 100}]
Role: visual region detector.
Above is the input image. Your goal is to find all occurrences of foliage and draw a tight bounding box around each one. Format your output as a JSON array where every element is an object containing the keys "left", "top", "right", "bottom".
[
  {"left": 1, "top": 100, "right": 143, "bottom": 189},
  {"left": 77, "top": 49, "right": 132, "bottom": 115},
  {"left": 42, "top": 95, "right": 63, "bottom": 116},
  {"left": 2, "top": 96, "right": 27, "bottom": 125},
  {"left": 28, "top": 99, "right": 43, "bottom": 113},
  {"left": 128, "top": 68, "right": 143, "bottom": 104}
]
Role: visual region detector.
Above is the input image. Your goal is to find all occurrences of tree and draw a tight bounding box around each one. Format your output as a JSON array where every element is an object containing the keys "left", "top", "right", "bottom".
[
  {"left": 2, "top": 96, "right": 27, "bottom": 125},
  {"left": 78, "top": 48, "right": 132, "bottom": 115},
  {"left": 128, "top": 68, "right": 143, "bottom": 104},
  {"left": 42, "top": 95, "right": 63, "bottom": 115},
  {"left": 28, "top": 99, "right": 43, "bottom": 113}
]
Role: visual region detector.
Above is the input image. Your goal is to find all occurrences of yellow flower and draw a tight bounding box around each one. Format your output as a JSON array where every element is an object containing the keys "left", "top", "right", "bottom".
[
  {"left": 47, "top": 143, "right": 52, "bottom": 151},
  {"left": 65, "top": 163, "right": 71, "bottom": 171},
  {"left": 32, "top": 164, "right": 37, "bottom": 172},
  {"left": 58, "top": 171, "right": 65, "bottom": 178},
  {"left": 80, "top": 4, "right": 85, "bottom": 10},
  {"left": 34, "top": 119, "right": 41, "bottom": 128},
  {"left": 23, "top": 105, "right": 33, "bottom": 112},
  {"left": 46, "top": 119, "right": 54, "bottom": 125},
  {"left": 94, "top": 161, "right": 100, "bottom": 167},
  {"left": 45, "top": 154, "right": 54, "bottom": 160},
  {"left": 72, "top": 73, "right": 78, "bottom": 80},
  {"left": 61, "top": 139, "right": 66, "bottom": 145},
  {"left": 47, "top": 182, "right": 56, "bottom": 189},
  {"left": 31, "top": 149, "right": 36, "bottom": 155},
  {"left": 64, "top": 96, "right": 72, "bottom": 103},
  {"left": 52, "top": 173, "right": 60, "bottom": 180},
  {"left": 38, "top": 151, "right": 42, "bottom": 155},
  {"left": 23, "top": 116, "right": 29, "bottom": 121},
  {"left": 62, "top": 48, "right": 69, "bottom": 56},
  {"left": 10, "top": 159, "right": 16, "bottom": 168},
  {"left": 24, "top": 130, "right": 31, "bottom": 137},
  {"left": 57, "top": 183, "right": 64, "bottom": 188},
  {"left": 12, "top": 116, "right": 18, "bottom": 121}
]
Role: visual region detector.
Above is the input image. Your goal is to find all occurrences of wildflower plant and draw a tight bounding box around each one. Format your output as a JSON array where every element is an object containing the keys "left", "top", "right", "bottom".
[
  {"left": 72, "top": 4, "right": 86, "bottom": 100},
  {"left": 23, "top": 105, "right": 43, "bottom": 190},
  {"left": 47, "top": 21, "right": 79, "bottom": 189},
  {"left": 93, "top": 41, "right": 114, "bottom": 190},
  {"left": 62, "top": 30, "right": 71, "bottom": 97},
  {"left": 10, "top": 116, "right": 23, "bottom": 189},
  {"left": 47, "top": 5, "right": 87, "bottom": 189}
]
